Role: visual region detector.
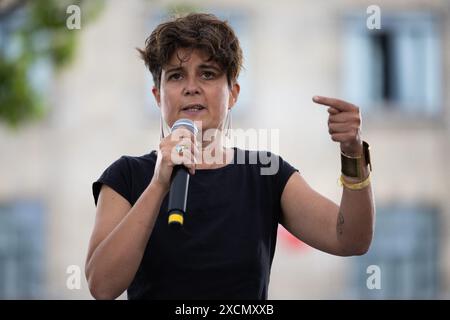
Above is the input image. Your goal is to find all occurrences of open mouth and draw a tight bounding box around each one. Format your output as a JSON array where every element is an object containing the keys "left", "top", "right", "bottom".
[{"left": 181, "top": 104, "right": 206, "bottom": 113}]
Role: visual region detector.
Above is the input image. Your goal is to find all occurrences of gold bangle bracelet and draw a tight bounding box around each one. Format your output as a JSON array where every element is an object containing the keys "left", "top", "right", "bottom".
[{"left": 339, "top": 173, "right": 371, "bottom": 190}]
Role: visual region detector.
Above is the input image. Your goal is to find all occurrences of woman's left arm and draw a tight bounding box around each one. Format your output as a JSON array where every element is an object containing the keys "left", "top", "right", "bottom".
[{"left": 279, "top": 96, "right": 375, "bottom": 256}]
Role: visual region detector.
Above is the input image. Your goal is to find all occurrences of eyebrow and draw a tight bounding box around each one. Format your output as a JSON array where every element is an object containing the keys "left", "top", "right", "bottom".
[{"left": 165, "top": 64, "right": 222, "bottom": 74}]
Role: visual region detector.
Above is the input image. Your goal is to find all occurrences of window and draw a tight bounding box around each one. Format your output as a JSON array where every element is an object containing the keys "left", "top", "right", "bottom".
[
  {"left": 0, "top": 200, "right": 45, "bottom": 299},
  {"left": 348, "top": 204, "right": 440, "bottom": 299},
  {"left": 342, "top": 13, "right": 442, "bottom": 116}
]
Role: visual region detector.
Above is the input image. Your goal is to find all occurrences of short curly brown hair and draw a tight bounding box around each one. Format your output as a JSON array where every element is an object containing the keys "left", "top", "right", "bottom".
[{"left": 138, "top": 13, "right": 243, "bottom": 90}]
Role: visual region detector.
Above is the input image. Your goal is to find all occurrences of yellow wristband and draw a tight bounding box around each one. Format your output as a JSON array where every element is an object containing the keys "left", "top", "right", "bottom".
[{"left": 339, "top": 173, "right": 371, "bottom": 190}]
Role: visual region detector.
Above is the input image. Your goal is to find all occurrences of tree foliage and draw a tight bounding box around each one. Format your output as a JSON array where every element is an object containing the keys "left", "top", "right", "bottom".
[{"left": 0, "top": 0, "right": 103, "bottom": 130}]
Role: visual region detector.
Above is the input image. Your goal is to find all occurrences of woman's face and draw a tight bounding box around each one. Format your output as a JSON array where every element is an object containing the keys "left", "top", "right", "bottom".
[{"left": 152, "top": 48, "right": 239, "bottom": 134}]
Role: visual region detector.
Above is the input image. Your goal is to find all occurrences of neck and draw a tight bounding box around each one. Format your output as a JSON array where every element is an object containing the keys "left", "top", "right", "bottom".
[{"left": 196, "top": 131, "right": 232, "bottom": 169}]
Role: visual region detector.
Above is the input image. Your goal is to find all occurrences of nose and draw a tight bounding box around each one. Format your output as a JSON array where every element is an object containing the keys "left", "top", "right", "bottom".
[{"left": 183, "top": 76, "right": 201, "bottom": 96}]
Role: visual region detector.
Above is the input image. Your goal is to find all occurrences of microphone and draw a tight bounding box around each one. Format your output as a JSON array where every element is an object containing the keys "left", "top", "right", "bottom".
[{"left": 167, "top": 119, "right": 198, "bottom": 229}]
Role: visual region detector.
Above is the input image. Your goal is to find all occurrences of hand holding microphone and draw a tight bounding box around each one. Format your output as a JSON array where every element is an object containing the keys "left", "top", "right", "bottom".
[{"left": 149, "top": 119, "right": 199, "bottom": 228}]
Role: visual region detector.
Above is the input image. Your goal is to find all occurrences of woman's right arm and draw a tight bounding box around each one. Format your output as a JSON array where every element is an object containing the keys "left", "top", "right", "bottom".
[
  {"left": 85, "top": 128, "right": 198, "bottom": 300},
  {"left": 85, "top": 181, "right": 168, "bottom": 300}
]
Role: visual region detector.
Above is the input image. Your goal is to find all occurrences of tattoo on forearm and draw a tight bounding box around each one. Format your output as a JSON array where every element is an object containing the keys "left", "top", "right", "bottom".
[{"left": 337, "top": 210, "right": 345, "bottom": 235}]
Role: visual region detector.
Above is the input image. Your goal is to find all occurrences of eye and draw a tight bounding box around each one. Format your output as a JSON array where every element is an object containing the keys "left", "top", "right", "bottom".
[
  {"left": 168, "top": 73, "right": 183, "bottom": 80},
  {"left": 202, "top": 71, "right": 216, "bottom": 80}
]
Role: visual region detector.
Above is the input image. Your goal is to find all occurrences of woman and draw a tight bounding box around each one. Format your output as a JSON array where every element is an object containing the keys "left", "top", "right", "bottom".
[{"left": 86, "top": 13, "right": 375, "bottom": 300}]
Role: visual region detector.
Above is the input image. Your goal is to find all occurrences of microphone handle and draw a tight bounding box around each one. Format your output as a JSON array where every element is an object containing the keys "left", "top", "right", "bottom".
[{"left": 167, "top": 165, "right": 190, "bottom": 228}]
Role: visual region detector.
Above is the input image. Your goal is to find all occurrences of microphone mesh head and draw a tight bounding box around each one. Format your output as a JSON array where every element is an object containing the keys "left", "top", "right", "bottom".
[{"left": 170, "top": 118, "right": 198, "bottom": 135}]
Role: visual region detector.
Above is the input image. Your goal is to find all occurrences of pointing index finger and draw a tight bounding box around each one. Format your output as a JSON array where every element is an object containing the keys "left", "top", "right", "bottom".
[{"left": 313, "top": 95, "right": 355, "bottom": 112}]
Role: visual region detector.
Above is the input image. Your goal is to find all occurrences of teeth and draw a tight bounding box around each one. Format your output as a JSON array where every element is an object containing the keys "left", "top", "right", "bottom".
[{"left": 183, "top": 105, "right": 204, "bottom": 111}]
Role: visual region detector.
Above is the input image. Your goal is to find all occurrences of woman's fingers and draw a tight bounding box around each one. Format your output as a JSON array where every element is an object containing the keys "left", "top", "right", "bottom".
[
  {"left": 313, "top": 95, "right": 358, "bottom": 112},
  {"left": 170, "top": 136, "right": 197, "bottom": 174}
]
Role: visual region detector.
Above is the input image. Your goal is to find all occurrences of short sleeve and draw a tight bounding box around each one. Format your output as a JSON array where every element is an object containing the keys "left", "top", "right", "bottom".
[
  {"left": 92, "top": 156, "right": 132, "bottom": 207},
  {"left": 275, "top": 154, "right": 299, "bottom": 198}
]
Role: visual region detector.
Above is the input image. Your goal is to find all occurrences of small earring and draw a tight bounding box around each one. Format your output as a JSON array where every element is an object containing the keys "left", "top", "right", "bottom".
[
  {"left": 225, "top": 109, "right": 232, "bottom": 139},
  {"left": 160, "top": 114, "right": 169, "bottom": 141}
]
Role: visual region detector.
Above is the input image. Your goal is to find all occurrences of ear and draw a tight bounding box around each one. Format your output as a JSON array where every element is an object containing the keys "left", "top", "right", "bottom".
[
  {"left": 228, "top": 82, "right": 240, "bottom": 110},
  {"left": 152, "top": 86, "right": 161, "bottom": 108}
]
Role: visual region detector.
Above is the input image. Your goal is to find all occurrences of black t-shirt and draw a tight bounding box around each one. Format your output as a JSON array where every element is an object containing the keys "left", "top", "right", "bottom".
[{"left": 92, "top": 147, "right": 298, "bottom": 300}]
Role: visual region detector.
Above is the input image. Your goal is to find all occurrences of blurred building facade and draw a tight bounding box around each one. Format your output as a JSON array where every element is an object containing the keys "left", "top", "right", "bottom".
[{"left": 0, "top": 0, "right": 449, "bottom": 299}]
